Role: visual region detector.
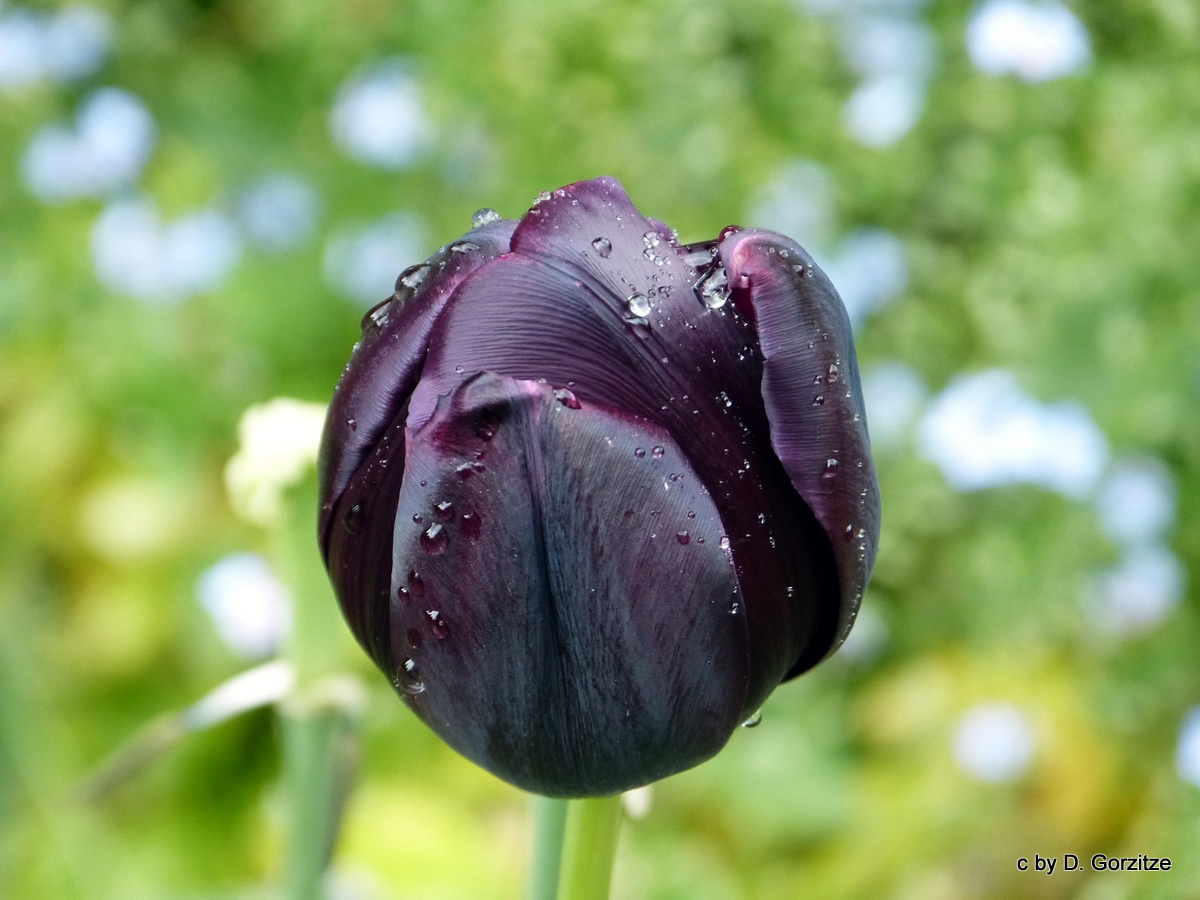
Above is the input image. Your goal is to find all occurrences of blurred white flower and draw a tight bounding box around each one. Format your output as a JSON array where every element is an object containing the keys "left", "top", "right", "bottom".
[
  {"left": 837, "top": 602, "right": 889, "bottom": 663},
  {"left": 861, "top": 361, "right": 928, "bottom": 449},
  {"left": 91, "top": 197, "right": 241, "bottom": 303},
  {"left": 843, "top": 73, "right": 926, "bottom": 148},
  {"left": 238, "top": 173, "right": 322, "bottom": 252},
  {"left": 1093, "top": 456, "right": 1176, "bottom": 548},
  {"left": 953, "top": 703, "right": 1034, "bottom": 782},
  {"left": 748, "top": 160, "right": 835, "bottom": 254},
  {"left": 966, "top": 0, "right": 1091, "bottom": 82},
  {"left": 1177, "top": 708, "right": 1200, "bottom": 788},
  {"left": 196, "top": 553, "right": 294, "bottom": 659},
  {"left": 182, "top": 659, "right": 296, "bottom": 728},
  {"left": 324, "top": 212, "right": 426, "bottom": 305},
  {"left": 822, "top": 227, "right": 909, "bottom": 326},
  {"left": 225, "top": 397, "right": 327, "bottom": 525},
  {"left": 330, "top": 58, "right": 430, "bottom": 169},
  {"left": 22, "top": 87, "right": 155, "bottom": 202},
  {"left": 918, "top": 369, "right": 1108, "bottom": 497},
  {"left": 0, "top": 4, "right": 110, "bottom": 92},
  {"left": 1088, "top": 545, "right": 1186, "bottom": 636}
]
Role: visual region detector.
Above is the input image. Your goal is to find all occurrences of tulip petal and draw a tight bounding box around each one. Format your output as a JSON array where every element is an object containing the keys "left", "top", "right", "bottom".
[
  {"left": 720, "top": 229, "right": 881, "bottom": 671},
  {"left": 385, "top": 373, "right": 748, "bottom": 796},
  {"left": 318, "top": 218, "right": 516, "bottom": 549}
]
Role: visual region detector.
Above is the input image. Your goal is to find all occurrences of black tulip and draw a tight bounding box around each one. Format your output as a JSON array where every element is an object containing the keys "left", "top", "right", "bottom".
[{"left": 318, "top": 177, "right": 880, "bottom": 797}]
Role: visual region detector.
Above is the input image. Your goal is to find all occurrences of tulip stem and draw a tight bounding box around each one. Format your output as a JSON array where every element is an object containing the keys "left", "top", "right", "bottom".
[
  {"left": 527, "top": 795, "right": 568, "bottom": 900},
  {"left": 557, "top": 795, "right": 623, "bottom": 900}
]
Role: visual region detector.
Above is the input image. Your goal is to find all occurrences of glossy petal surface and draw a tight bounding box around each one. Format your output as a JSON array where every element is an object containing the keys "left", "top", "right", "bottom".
[
  {"left": 721, "top": 229, "right": 881, "bottom": 663},
  {"left": 388, "top": 373, "right": 747, "bottom": 796}
]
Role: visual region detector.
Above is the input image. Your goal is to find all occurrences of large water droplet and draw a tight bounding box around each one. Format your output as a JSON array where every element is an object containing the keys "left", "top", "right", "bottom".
[
  {"left": 399, "top": 658, "right": 425, "bottom": 695},
  {"left": 394, "top": 263, "right": 430, "bottom": 296},
  {"left": 343, "top": 502, "right": 363, "bottom": 534},
  {"left": 695, "top": 263, "right": 730, "bottom": 309},
  {"left": 407, "top": 570, "right": 426, "bottom": 600},
  {"left": 676, "top": 530, "right": 690, "bottom": 545},
  {"left": 472, "top": 207, "right": 501, "bottom": 227},
  {"left": 627, "top": 292, "right": 651, "bottom": 317},
  {"left": 434, "top": 500, "right": 454, "bottom": 522},
  {"left": 361, "top": 297, "right": 392, "bottom": 332},
  {"left": 421, "top": 523, "right": 448, "bottom": 555},
  {"left": 741, "top": 709, "right": 763, "bottom": 728},
  {"left": 591, "top": 237, "right": 612, "bottom": 258}
]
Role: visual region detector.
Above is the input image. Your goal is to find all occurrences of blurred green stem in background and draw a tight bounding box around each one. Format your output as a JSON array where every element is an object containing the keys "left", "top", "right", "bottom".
[
  {"left": 558, "top": 795, "right": 623, "bottom": 900},
  {"left": 527, "top": 794, "right": 568, "bottom": 900},
  {"left": 276, "top": 478, "right": 364, "bottom": 900}
]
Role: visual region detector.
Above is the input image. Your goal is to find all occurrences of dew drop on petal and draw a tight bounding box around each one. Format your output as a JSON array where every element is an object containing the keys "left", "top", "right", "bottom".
[
  {"left": 426, "top": 609, "right": 449, "bottom": 639},
  {"left": 652, "top": 446, "right": 665, "bottom": 459},
  {"left": 421, "top": 523, "right": 448, "bottom": 555},
  {"left": 719, "top": 536, "right": 731, "bottom": 551},
  {"left": 741, "top": 709, "right": 763, "bottom": 728},
  {"left": 627, "top": 292, "right": 652, "bottom": 317},
  {"left": 434, "top": 500, "right": 454, "bottom": 521},
  {"left": 554, "top": 387, "right": 581, "bottom": 409},
  {"left": 472, "top": 207, "right": 501, "bottom": 227},
  {"left": 634, "top": 447, "right": 646, "bottom": 459},
  {"left": 343, "top": 502, "right": 363, "bottom": 534},
  {"left": 461, "top": 511, "right": 482, "bottom": 539},
  {"left": 676, "top": 530, "right": 690, "bottom": 545},
  {"left": 591, "top": 237, "right": 612, "bottom": 257},
  {"left": 407, "top": 570, "right": 426, "bottom": 600},
  {"left": 823, "top": 458, "right": 839, "bottom": 478},
  {"left": 399, "top": 658, "right": 425, "bottom": 695}
]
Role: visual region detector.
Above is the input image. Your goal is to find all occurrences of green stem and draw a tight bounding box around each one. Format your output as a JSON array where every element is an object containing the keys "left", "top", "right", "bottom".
[
  {"left": 526, "top": 795, "right": 569, "bottom": 900},
  {"left": 557, "top": 796, "right": 623, "bottom": 900}
]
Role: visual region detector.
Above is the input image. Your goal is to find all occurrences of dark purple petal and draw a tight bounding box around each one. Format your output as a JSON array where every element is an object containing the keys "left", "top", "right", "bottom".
[
  {"left": 720, "top": 229, "right": 881, "bottom": 670},
  {"left": 386, "top": 372, "right": 748, "bottom": 796},
  {"left": 317, "top": 218, "right": 516, "bottom": 551},
  {"left": 407, "top": 178, "right": 837, "bottom": 711}
]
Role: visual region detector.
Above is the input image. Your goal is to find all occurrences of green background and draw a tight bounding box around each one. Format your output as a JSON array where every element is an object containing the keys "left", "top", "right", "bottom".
[{"left": 1, "top": 0, "right": 1198, "bottom": 898}]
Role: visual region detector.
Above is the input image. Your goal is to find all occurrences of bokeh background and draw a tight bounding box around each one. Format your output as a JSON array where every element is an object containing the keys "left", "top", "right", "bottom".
[{"left": 2, "top": 0, "right": 1199, "bottom": 897}]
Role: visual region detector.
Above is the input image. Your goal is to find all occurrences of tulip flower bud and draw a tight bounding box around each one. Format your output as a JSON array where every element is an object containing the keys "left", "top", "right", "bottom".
[{"left": 318, "top": 178, "right": 879, "bottom": 797}]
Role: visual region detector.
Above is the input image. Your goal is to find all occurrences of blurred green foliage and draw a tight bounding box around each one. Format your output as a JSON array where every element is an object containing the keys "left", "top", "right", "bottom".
[{"left": 1, "top": 0, "right": 1198, "bottom": 898}]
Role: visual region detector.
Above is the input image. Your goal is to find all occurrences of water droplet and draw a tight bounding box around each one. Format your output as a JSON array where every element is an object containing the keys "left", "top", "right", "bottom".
[
  {"left": 757, "top": 513, "right": 767, "bottom": 524},
  {"left": 426, "top": 609, "right": 449, "bottom": 639},
  {"left": 535, "top": 190, "right": 551, "bottom": 204},
  {"left": 827, "top": 363, "right": 839, "bottom": 383},
  {"left": 455, "top": 365, "right": 465, "bottom": 374},
  {"left": 412, "top": 513, "right": 424, "bottom": 524},
  {"left": 397, "top": 586, "right": 411, "bottom": 604},
  {"left": 813, "top": 395, "right": 825, "bottom": 406},
  {"left": 434, "top": 500, "right": 454, "bottom": 522},
  {"left": 395, "top": 263, "right": 430, "bottom": 295},
  {"left": 421, "top": 523, "right": 448, "bottom": 555},
  {"left": 718, "top": 224, "right": 742, "bottom": 241},
  {"left": 627, "top": 293, "right": 651, "bottom": 317},
  {"left": 719, "top": 536, "right": 731, "bottom": 551},
  {"left": 687, "top": 510, "right": 696, "bottom": 519},
  {"left": 695, "top": 262, "right": 730, "bottom": 309},
  {"left": 844, "top": 524, "right": 854, "bottom": 542},
  {"left": 591, "top": 237, "right": 612, "bottom": 257},
  {"left": 642, "top": 231, "right": 661, "bottom": 249},
  {"left": 448, "top": 239, "right": 480, "bottom": 254},
  {"left": 652, "top": 446, "right": 665, "bottom": 459},
  {"left": 399, "top": 658, "right": 425, "bottom": 695},
  {"left": 407, "top": 571, "right": 426, "bottom": 600},
  {"left": 554, "top": 388, "right": 581, "bottom": 409},
  {"left": 406, "top": 628, "right": 422, "bottom": 649},
  {"left": 474, "top": 413, "right": 500, "bottom": 440},
  {"left": 472, "top": 207, "right": 501, "bottom": 227},
  {"left": 823, "top": 458, "right": 839, "bottom": 478},
  {"left": 741, "top": 709, "right": 763, "bottom": 728},
  {"left": 361, "top": 297, "right": 392, "bottom": 332},
  {"left": 634, "top": 447, "right": 646, "bottom": 459},
  {"left": 343, "top": 502, "right": 363, "bottom": 533},
  {"left": 461, "top": 512, "right": 482, "bottom": 539},
  {"left": 676, "top": 530, "right": 690, "bottom": 545},
  {"left": 346, "top": 418, "right": 357, "bottom": 431}
]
